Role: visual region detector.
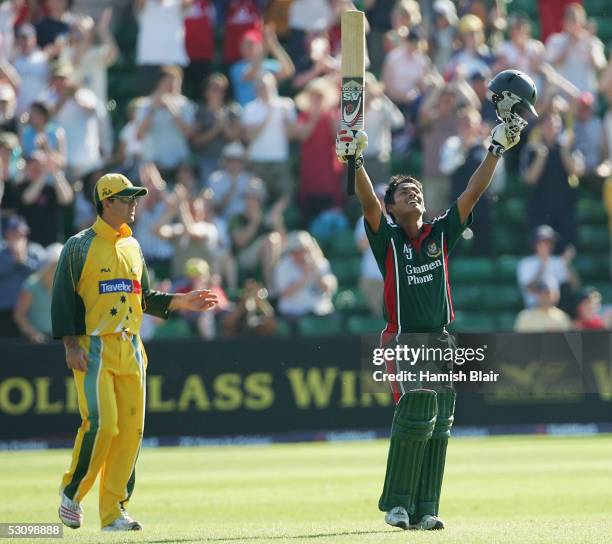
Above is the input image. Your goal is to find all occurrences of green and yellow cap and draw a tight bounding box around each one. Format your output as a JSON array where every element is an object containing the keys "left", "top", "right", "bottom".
[{"left": 93, "top": 173, "right": 148, "bottom": 207}]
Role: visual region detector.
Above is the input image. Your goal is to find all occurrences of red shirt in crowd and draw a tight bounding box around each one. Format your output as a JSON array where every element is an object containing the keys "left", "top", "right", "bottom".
[
  {"left": 298, "top": 110, "right": 344, "bottom": 207},
  {"left": 222, "top": 0, "right": 263, "bottom": 64},
  {"left": 538, "top": 0, "right": 583, "bottom": 42},
  {"left": 184, "top": 0, "right": 216, "bottom": 61}
]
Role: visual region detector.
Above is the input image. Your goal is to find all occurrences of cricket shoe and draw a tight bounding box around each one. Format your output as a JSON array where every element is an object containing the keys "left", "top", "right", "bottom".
[
  {"left": 58, "top": 492, "right": 83, "bottom": 529},
  {"left": 101, "top": 509, "right": 142, "bottom": 532},
  {"left": 410, "top": 514, "right": 445, "bottom": 530},
  {"left": 384, "top": 506, "right": 409, "bottom": 530}
]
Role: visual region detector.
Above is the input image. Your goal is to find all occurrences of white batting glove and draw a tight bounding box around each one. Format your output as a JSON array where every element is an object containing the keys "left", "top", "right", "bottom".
[
  {"left": 336, "top": 129, "right": 368, "bottom": 164},
  {"left": 488, "top": 122, "right": 521, "bottom": 157}
]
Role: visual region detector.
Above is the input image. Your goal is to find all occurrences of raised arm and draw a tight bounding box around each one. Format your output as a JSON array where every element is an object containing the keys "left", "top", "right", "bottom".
[{"left": 335, "top": 129, "right": 382, "bottom": 231}]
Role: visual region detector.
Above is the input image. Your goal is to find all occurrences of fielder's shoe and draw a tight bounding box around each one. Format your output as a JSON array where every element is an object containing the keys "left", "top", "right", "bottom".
[
  {"left": 101, "top": 509, "right": 142, "bottom": 532},
  {"left": 384, "top": 506, "right": 409, "bottom": 530},
  {"left": 410, "top": 514, "right": 445, "bottom": 530},
  {"left": 58, "top": 492, "right": 83, "bottom": 529}
]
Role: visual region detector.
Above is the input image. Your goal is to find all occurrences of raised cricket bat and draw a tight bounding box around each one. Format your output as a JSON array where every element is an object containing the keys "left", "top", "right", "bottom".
[{"left": 341, "top": 10, "right": 365, "bottom": 196}]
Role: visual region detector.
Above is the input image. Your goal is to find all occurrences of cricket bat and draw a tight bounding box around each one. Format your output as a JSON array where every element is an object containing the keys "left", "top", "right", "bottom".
[{"left": 341, "top": 10, "right": 365, "bottom": 196}]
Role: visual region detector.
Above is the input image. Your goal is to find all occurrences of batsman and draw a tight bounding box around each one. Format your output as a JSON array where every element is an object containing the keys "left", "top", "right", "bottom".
[{"left": 336, "top": 70, "right": 537, "bottom": 530}]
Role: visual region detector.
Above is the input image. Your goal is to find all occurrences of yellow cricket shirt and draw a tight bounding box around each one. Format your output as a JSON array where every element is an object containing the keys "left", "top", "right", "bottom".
[{"left": 51, "top": 216, "right": 173, "bottom": 338}]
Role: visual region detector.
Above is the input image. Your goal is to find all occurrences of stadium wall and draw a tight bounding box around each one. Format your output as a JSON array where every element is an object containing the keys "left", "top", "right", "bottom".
[{"left": 0, "top": 332, "right": 611, "bottom": 447}]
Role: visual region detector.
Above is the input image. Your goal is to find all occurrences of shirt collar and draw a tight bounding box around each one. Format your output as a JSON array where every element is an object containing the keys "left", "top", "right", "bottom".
[{"left": 93, "top": 216, "right": 132, "bottom": 242}]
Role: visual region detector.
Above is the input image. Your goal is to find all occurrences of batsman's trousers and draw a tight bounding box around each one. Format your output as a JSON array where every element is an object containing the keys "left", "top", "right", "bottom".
[{"left": 60, "top": 332, "right": 147, "bottom": 527}]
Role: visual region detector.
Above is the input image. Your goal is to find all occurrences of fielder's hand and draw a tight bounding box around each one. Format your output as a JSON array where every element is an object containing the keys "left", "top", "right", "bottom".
[
  {"left": 336, "top": 129, "right": 368, "bottom": 164},
  {"left": 488, "top": 122, "right": 520, "bottom": 157}
]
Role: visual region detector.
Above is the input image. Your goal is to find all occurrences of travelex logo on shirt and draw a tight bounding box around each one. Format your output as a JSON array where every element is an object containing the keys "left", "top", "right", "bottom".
[{"left": 99, "top": 278, "right": 142, "bottom": 295}]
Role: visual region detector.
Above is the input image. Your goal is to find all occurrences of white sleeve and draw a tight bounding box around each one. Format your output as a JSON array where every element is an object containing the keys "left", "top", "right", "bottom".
[{"left": 439, "top": 136, "right": 464, "bottom": 175}]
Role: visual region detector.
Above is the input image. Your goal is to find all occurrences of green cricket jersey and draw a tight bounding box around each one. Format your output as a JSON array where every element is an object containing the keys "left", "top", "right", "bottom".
[{"left": 365, "top": 203, "right": 472, "bottom": 335}]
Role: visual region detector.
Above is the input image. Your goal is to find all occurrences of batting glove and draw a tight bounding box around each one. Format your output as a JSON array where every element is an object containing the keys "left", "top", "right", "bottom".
[
  {"left": 336, "top": 129, "right": 368, "bottom": 164},
  {"left": 488, "top": 122, "right": 520, "bottom": 157}
]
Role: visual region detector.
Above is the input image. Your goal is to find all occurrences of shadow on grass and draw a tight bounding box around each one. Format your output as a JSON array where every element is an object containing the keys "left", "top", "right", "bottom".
[{"left": 148, "top": 529, "right": 392, "bottom": 543}]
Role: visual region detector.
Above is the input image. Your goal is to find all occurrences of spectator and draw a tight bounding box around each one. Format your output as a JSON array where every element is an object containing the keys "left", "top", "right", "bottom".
[
  {"left": 13, "top": 242, "right": 62, "bottom": 343},
  {"left": 135, "top": 66, "right": 195, "bottom": 177},
  {"left": 384, "top": 0, "right": 421, "bottom": 53},
  {"left": 114, "top": 98, "right": 146, "bottom": 178},
  {"left": 200, "top": 187, "right": 237, "bottom": 290},
  {"left": 21, "top": 100, "right": 63, "bottom": 157},
  {"left": 35, "top": 0, "right": 73, "bottom": 50},
  {"left": 364, "top": 0, "right": 394, "bottom": 75},
  {"left": 440, "top": 107, "right": 498, "bottom": 254},
  {"left": 0, "top": 132, "right": 24, "bottom": 219},
  {"left": 0, "top": 0, "right": 19, "bottom": 61},
  {"left": 16, "top": 150, "right": 73, "bottom": 246},
  {"left": 382, "top": 27, "right": 431, "bottom": 115},
  {"left": 229, "top": 25, "right": 294, "bottom": 107},
  {"left": 241, "top": 72, "right": 297, "bottom": 204},
  {"left": 13, "top": 23, "right": 49, "bottom": 117},
  {"left": 446, "top": 14, "right": 494, "bottom": 78},
  {"left": 222, "top": 0, "right": 264, "bottom": 66},
  {"left": 520, "top": 111, "right": 583, "bottom": 249},
  {"left": 42, "top": 62, "right": 103, "bottom": 181},
  {"left": 192, "top": 73, "right": 241, "bottom": 186},
  {"left": 514, "top": 275, "right": 573, "bottom": 332},
  {"left": 286, "top": 0, "right": 333, "bottom": 65},
  {"left": 355, "top": 184, "right": 385, "bottom": 317},
  {"left": 229, "top": 180, "right": 286, "bottom": 289},
  {"left": 494, "top": 14, "right": 542, "bottom": 81},
  {"left": 61, "top": 9, "right": 118, "bottom": 106},
  {"left": 517, "top": 225, "right": 577, "bottom": 309},
  {"left": 326, "top": 0, "right": 369, "bottom": 58},
  {"left": 132, "top": 163, "right": 176, "bottom": 279},
  {"left": 208, "top": 142, "right": 256, "bottom": 222},
  {"left": 419, "top": 82, "right": 478, "bottom": 217},
  {"left": 429, "top": 0, "right": 458, "bottom": 73},
  {"left": 362, "top": 72, "right": 404, "bottom": 185},
  {"left": 183, "top": 0, "right": 216, "bottom": 99},
  {"left": 467, "top": 68, "right": 497, "bottom": 128},
  {"left": 222, "top": 278, "right": 276, "bottom": 336},
  {"left": 155, "top": 182, "right": 220, "bottom": 280},
  {"left": 176, "top": 257, "right": 230, "bottom": 339},
  {"left": 264, "top": 0, "right": 292, "bottom": 42},
  {"left": 573, "top": 92, "right": 606, "bottom": 187},
  {"left": 273, "top": 230, "right": 337, "bottom": 324},
  {"left": 573, "top": 288, "right": 606, "bottom": 330},
  {"left": 135, "top": 0, "right": 189, "bottom": 94},
  {"left": 545, "top": 3, "right": 606, "bottom": 94},
  {"left": 294, "top": 76, "right": 343, "bottom": 221},
  {"left": 0, "top": 84, "right": 16, "bottom": 133},
  {"left": 538, "top": 0, "right": 578, "bottom": 42},
  {"left": 0, "top": 215, "right": 45, "bottom": 337},
  {"left": 292, "top": 30, "right": 339, "bottom": 91}
]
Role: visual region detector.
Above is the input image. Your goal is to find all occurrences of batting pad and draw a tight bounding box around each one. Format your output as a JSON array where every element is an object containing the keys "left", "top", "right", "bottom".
[
  {"left": 415, "top": 390, "right": 456, "bottom": 519},
  {"left": 378, "top": 389, "right": 437, "bottom": 513}
]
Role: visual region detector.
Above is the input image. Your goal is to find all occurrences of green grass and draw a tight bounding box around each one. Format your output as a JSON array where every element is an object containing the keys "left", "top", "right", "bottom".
[{"left": 1, "top": 435, "right": 612, "bottom": 543}]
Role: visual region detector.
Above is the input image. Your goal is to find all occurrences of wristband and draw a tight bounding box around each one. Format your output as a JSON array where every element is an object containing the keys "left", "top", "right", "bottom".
[{"left": 355, "top": 156, "right": 364, "bottom": 170}]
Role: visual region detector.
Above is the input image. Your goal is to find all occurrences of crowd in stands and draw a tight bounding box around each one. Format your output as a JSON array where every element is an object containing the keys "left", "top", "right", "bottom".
[{"left": 0, "top": 0, "right": 611, "bottom": 343}]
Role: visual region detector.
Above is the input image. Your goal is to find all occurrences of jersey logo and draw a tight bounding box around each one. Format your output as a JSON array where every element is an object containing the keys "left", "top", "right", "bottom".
[
  {"left": 100, "top": 267, "right": 111, "bottom": 273},
  {"left": 427, "top": 241, "right": 442, "bottom": 258},
  {"left": 99, "top": 278, "right": 142, "bottom": 295},
  {"left": 403, "top": 244, "right": 413, "bottom": 260}
]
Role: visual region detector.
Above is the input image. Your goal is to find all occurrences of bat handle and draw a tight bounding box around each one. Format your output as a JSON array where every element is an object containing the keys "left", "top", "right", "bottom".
[{"left": 347, "top": 156, "right": 356, "bottom": 196}]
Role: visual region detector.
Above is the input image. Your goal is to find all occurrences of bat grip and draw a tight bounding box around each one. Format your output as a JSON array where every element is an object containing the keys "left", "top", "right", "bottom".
[{"left": 347, "top": 156, "right": 356, "bottom": 196}]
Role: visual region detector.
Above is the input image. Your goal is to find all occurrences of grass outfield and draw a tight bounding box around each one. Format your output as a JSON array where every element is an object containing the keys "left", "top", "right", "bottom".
[{"left": 1, "top": 435, "right": 611, "bottom": 543}]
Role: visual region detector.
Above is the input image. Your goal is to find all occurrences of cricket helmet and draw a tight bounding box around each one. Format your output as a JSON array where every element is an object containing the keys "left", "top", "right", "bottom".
[{"left": 488, "top": 69, "right": 537, "bottom": 137}]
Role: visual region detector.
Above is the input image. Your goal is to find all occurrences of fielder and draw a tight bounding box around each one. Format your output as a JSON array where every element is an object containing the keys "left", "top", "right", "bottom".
[
  {"left": 336, "top": 70, "right": 537, "bottom": 530},
  {"left": 51, "top": 173, "right": 218, "bottom": 531}
]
